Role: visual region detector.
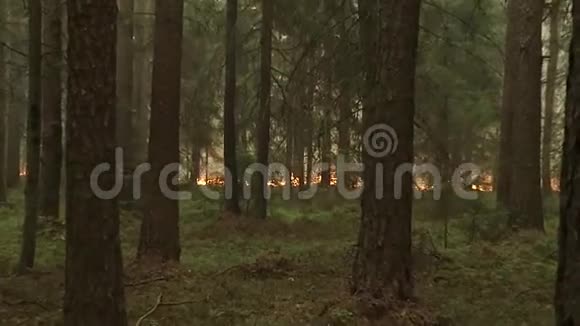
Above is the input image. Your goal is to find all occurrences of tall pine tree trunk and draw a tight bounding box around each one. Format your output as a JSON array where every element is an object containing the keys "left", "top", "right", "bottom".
[
  {"left": 504, "top": 0, "right": 544, "bottom": 230},
  {"left": 352, "top": 0, "right": 421, "bottom": 311},
  {"left": 133, "top": 0, "right": 152, "bottom": 166},
  {"left": 252, "top": 0, "right": 273, "bottom": 219},
  {"left": 543, "top": 0, "right": 561, "bottom": 196},
  {"left": 6, "top": 12, "right": 25, "bottom": 189},
  {"left": 18, "top": 0, "right": 42, "bottom": 273},
  {"left": 497, "top": 2, "right": 517, "bottom": 209},
  {"left": 0, "top": 0, "right": 7, "bottom": 204},
  {"left": 224, "top": 0, "right": 241, "bottom": 216},
  {"left": 64, "top": 1, "right": 128, "bottom": 323},
  {"left": 39, "top": 0, "right": 63, "bottom": 220},
  {"left": 117, "top": 0, "right": 135, "bottom": 170},
  {"left": 137, "top": 0, "right": 184, "bottom": 262},
  {"left": 555, "top": 1, "right": 580, "bottom": 322},
  {"left": 320, "top": 112, "right": 332, "bottom": 188}
]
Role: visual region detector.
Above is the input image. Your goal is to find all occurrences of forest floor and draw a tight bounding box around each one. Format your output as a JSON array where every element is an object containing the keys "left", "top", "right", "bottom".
[{"left": 0, "top": 189, "right": 557, "bottom": 325}]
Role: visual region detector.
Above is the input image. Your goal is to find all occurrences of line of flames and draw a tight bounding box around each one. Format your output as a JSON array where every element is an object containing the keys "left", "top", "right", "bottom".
[{"left": 196, "top": 173, "right": 501, "bottom": 193}]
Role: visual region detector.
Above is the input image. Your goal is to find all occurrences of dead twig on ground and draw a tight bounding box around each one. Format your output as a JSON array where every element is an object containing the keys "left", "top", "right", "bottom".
[
  {"left": 125, "top": 277, "right": 167, "bottom": 288},
  {"left": 136, "top": 293, "right": 163, "bottom": 326},
  {"left": 1, "top": 298, "right": 49, "bottom": 311},
  {"left": 135, "top": 292, "right": 198, "bottom": 326}
]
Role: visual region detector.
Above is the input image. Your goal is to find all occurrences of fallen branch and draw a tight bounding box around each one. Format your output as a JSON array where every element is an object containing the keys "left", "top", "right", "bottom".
[
  {"left": 135, "top": 293, "right": 162, "bottom": 326},
  {"left": 135, "top": 293, "right": 197, "bottom": 326},
  {"left": 159, "top": 299, "right": 197, "bottom": 307},
  {"left": 125, "top": 277, "right": 167, "bottom": 287},
  {"left": 215, "top": 264, "right": 243, "bottom": 277},
  {"left": 1, "top": 299, "right": 49, "bottom": 311}
]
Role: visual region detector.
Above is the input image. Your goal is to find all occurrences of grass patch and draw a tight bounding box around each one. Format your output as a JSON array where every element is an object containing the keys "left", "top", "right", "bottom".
[{"left": 0, "top": 190, "right": 559, "bottom": 325}]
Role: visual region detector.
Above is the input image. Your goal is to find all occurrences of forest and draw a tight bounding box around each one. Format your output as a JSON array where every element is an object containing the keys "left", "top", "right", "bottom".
[{"left": 0, "top": 0, "right": 578, "bottom": 325}]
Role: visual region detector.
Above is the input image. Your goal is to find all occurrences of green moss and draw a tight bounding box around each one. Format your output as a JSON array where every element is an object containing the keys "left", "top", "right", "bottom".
[{"left": 0, "top": 190, "right": 560, "bottom": 325}]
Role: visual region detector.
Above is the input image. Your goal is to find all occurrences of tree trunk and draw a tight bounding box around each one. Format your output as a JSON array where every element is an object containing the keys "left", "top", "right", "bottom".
[
  {"left": 285, "top": 105, "right": 294, "bottom": 179},
  {"left": 137, "top": 0, "right": 184, "bottom": 262},
  {"left": 18, "top": 0, "right": 42, "bottom": 273},
  {"left": 39, "top": 0, "right": 63, "bottom": 220},
  {"left": 6, "top": 97, "right": 23, "bottom": 188},
  {"left": 543, "top": 0, "right": 561, "bottom": 196},
  {"left": 555, "top": 2, "right": 580, "bottom": 322},
  {"left": 338, "top": 85, "right": 351, "bottom": 186},
  {"left": 117, "top": 0, "right": 135, "bottom": 170},
  {"left": 352, "top": 0, "right": 421, "bottom": 312},
  {"left": 438, "top": 22, "right": 452, "bottom": 248},
  {"left": 320, "top": 112, "right": 332, "bottom": 188},
  {"left": 133, "top": 0, "right": 152, "bottom": 166},
  {"left": 223, "top": 0, "right": 241, "bottom": 216},
  {"left": 252, "top": 0, "right": 273, "bottom": 219},
  {"left": 0, "top": 0, "right": 7, "bottom": 203},
  {"left": 64, "top": 1, "right": 128, "bottom": 324},
  {"left": 306, "top": 123, "right": 314, "bottom": 187},
  {"left": 191, "top": 146, "right": 201, "bottom": 182},
  {"left": 504, "top": 0, "right": 544, "bottom": 230},
  {"left": 6, "top": 9, "right": 25, "bottom": 189},
  {"left": 497, "top": 2, "right": 517, "bottom": 209},
  {"left": 293, "top": 107, "right": 305, "bottom": 189}
]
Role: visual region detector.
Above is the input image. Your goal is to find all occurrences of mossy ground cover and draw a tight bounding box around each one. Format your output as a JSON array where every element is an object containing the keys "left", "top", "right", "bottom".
[{"left": 0, "top": 190, "right": 558, "bottom": 325}]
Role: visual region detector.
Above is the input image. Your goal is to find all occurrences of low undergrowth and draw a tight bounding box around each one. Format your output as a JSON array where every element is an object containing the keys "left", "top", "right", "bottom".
[{"left": 0, "top": 190, "right": 558, "bottom": 325}]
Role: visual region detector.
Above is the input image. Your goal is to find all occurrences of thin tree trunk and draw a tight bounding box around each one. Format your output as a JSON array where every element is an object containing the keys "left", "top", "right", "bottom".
[
  {"left": 117, "top": 0, "right": 136, "bottom": 204},
  {"left": 252, "top": 0, "right": 273, "bottom": 219},
  {"left": 293, "top": 107, "right": 305, "bottom": 188},
  {"left": 223, "top": 0, "right": 241, "bottom": 216},
  {"left": 64, "top": 0, "right": 128, "bottom": 323},
  {"left": 320, "top": 112, "right": 331, "bottom": 188},
  {"left": 39, "top": 0, "right": 63, "bottom": 220},
  {"left": 352, "top": 0, "right": 421, "bottom": 310},
  {"left": 555, "top": 1, "right": 580, "bottom": 322},
  {"left": 306, "top": 128, "right": 314, "bottom": 187},
  {"left": 133, "top": 0, "right": 152, "bottom": 165},
  {"left": 18, "top": 0, "right": 42, "bottom": 273},
  {"left": 117, "top": 0, "right": 135, "bottom": 170},
  {"left": 505, "top": 0, "right": 544, "bottom": 230},
  {"left": 137, "top": 0, "right": 184, "bottom": 262},
  {"left": 543, "top": 0, "right": 561, "bottom": 196},
  {"left": 285, "top": 105, "right": 294, "bottom": 179},
  {"left": 439, "top": 21, "right": 452, "bottom": 248},
  {"left": 0, "top": 0, "right": 7, "bottom": 203},
  {"left": 6, "top": 75, "right": 23, "bottom": 189},
  {"left": 191, "top": 146, "right": 200, "bottom": 182},
  {"left": 6, "top": 11, "right": 25, "bottom": 189},
  {"left": 338, "top": 85, "right": 351, "bottom": 187},
  {"left": 497, "top": 6, "right": 516, "bottom": 209}
]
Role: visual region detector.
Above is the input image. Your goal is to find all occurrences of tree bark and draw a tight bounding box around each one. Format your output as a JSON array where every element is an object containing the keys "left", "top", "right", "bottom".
[
  {"left": 39, "top": 0, "right": 63, "bottom": 220},
  {"left": 137, "top": 0, "right": 184, "bottom": 262},
  {"left": 320, "top": 110, "right": 332, "bottom": 188},
  {"left": 191, "top": 145, "right": 201, "bottom": 182},
  {"left": 543, "top": 0, "right": 561, "bottom": 196},
  {"left": 133, "top": 0, "right": 152, "bottom": 166},
  {"left": 18, "top": 0, "right": 42, "bottom": 273},
  {"left": 6, "top": 104, "right": 23, "bottom": 188},
  {"left": 64, "top": 1, "right": 128, "bottom": 324},
  {"left": 555, "top": 1, "right": 580, "bottom": 322},
  {"left": 505, "top": 0, "right": 544, "bottom": 230},
  {"left": 352, "top": 0, "right": 421, "bottom": 312},
  {"left": 224, "top": 0, "right": 241, "bottom": 216},
  {"left": 252, "top": 0, "right": 273, "bottom": 219},
  {"left": 5, "top": 8, "right": 25, "bottom": 189},
  {"left": 497, "top": 2, "right": 517, "bottom": 209},
  {"left": 117, "top": 0, "right": 135, "bottom": 170},
  {"left": 0, "top": 0, "right": 7, "bottom": 203}
]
